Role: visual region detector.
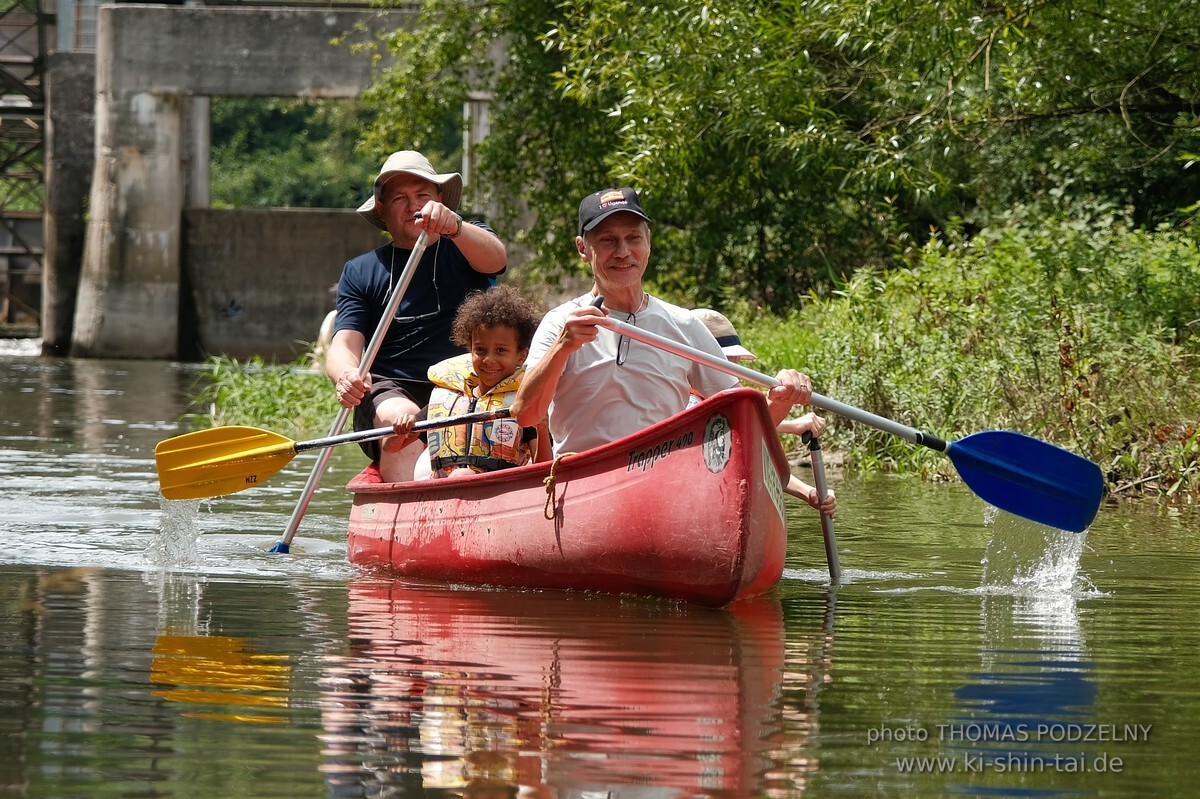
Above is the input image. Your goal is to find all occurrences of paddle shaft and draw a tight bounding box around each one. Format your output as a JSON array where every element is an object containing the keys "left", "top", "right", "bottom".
[
  {"left": 803, "top": 432, "right": 841, "bottom": 584},
  {"left": 294, "top": 408, "right": 512, "bottom": 453},
  {"left": 593, "top": 315, "right": 950, "bottom": 453},
  {"left": 278, "top": 232, "right": 430, "bottom": 549},
  {"left": 593, "top": 312, "right": 1103, "bottom": 533}
]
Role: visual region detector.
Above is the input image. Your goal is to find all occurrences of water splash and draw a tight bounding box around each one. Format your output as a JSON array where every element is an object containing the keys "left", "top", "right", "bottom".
[
  {"left": 145, "top": 497, "right": 202, "bottom": 566},
  {"left": 0, "top": 338, "right": 39, "bottom": 356},
  {"left": 981, "top": 507, "right": 1095, "bottom": 597}
]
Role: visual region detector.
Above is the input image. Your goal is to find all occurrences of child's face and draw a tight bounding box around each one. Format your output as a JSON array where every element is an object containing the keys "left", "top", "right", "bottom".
[{"left": 470, "top": 325, "right": 528, "bottom": 391}]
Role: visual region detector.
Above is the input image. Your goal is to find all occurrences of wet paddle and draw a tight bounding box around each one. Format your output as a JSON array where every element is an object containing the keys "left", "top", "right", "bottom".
[
  {"left": 593, "top": 314, "right": 1105, "bottom": 533},
  {"left": 802, "top": 432, "right": 841, "bottom": 584},
  {"left": 155, "top": 408, "right": 512, "bottom": 501},
  {"left": 273, "top": 232, "right": 429, "bottom": 553}
]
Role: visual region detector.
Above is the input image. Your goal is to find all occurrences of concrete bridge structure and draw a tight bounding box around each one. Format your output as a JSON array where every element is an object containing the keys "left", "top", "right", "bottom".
[{"left": 48, "top": 3, "right": 420, "bottom": 360}]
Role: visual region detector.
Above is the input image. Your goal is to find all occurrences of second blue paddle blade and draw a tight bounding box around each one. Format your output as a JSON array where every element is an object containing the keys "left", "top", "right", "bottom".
[{"left": 948, "top": 430, "right": 1105, "bottom": 533}]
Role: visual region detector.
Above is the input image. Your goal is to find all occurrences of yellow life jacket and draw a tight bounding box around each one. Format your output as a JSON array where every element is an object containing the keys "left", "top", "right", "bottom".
[{"left": 425, "top": 353, "right": 533, "bottom": 478}]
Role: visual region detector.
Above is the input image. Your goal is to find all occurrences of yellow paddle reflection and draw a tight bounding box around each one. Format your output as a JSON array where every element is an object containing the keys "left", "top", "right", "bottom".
[{"left": 151, "top": 633, "right": 290, "bottom": 723}]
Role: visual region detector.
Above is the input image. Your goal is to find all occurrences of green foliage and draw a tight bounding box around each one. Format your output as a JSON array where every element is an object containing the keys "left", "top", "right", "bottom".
[
  {"left": 359, "top": 0, "right": 619, "bottom": 278},
  {"left": 191, "top": 354, "right": 339, "bottom": 438},
  {"left": 361, "top": 0, "right": 1200, "bottom": 312},
  {"left": 209, "top": 98, "right": 380, "bottom": 209},
  {"left": 738, "top": 213, "right": 1200, "bottom": 496}
]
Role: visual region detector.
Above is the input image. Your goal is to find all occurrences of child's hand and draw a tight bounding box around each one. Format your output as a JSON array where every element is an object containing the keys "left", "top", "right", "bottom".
[
  {"left": 383, "top": 413, "right": 419, "bottom": 453},
  {"left": 811, "top": 487, "right": 837, "bottom": 517},
  {"left": 778, "top": 411, "right": 827, "bottom": 438}
]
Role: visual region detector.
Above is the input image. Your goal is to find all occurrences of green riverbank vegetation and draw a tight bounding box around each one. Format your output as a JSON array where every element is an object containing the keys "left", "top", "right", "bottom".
[
  {"left": 193, "top": 210, "right": 1200, "bottom": 501},
  {"left": 190, "top": 356, "right": 338, "bottom": 439},
  {"left": 736, "top": 211, "right": 1200, "bottom": 500}
]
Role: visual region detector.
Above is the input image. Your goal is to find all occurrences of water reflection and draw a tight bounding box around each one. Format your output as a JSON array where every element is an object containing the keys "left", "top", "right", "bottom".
[
  {"left": 148, "top": 571, "right": 292, "bottom": 724},
  {"left": 319, "top": 581, "right": 801, "bottom": 798},
  {"left": 947, "top": 517, "right": 1102, "bottom": 796}
]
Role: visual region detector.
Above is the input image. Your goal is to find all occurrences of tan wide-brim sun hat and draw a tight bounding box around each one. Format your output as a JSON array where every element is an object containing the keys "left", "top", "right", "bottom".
[
  {"left": 356, "top": 150, "right": 463, "bottom": 231},
  {"left": 693, "top": 308, "right": 757, "bottom": 361}
]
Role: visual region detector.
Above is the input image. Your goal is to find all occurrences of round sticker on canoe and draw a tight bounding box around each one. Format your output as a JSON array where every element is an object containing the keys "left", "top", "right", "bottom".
[{"left": 703, "top": 413, "right": 732, "bottom": 474}]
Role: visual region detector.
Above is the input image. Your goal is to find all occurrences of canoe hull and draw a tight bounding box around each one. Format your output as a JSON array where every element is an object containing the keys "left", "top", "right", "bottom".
[{"left": 346, "top": 388, "right": 789, "bottom": 606}]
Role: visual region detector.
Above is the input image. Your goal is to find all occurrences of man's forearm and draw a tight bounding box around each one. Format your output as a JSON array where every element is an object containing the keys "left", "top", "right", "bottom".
[
  {"left": 325, "top": 332, "right": 365, "bottom": 382},
  {"left": 456, "top": 223, "right": 507, "bottom": 274},
  {"left": 512, "top": 344, "right": 570, "bottom": 426},
  {"left": 766, "top": 396, "right": 797, "bottom": 428}
]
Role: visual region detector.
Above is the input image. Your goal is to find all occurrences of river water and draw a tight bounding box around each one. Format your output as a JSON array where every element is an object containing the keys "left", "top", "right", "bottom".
[{"left": 1, "top": 340, "right": 1198, "bottom": 798}]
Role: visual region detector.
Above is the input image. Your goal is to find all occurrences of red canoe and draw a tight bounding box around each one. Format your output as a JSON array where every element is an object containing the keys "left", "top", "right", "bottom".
[{"left": 345, "top": 387, "right": 790, "bottom": 606}]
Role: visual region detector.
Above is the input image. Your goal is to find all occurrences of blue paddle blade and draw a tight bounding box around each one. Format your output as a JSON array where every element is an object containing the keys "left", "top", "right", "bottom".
[{"left": 947, "top": 431, "right": 1104, "bottom": 533}]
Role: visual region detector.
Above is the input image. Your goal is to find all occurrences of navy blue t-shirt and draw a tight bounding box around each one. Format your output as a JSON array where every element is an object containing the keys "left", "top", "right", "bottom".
[{"left": 333, "top": 228, "right": 502, "bottom": 384}]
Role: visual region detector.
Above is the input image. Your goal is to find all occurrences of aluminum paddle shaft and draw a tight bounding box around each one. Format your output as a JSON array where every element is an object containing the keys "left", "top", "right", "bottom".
[
  {"left": 593, "top": 314, "right": 1104, "bottom": 533},
  {"left": 273, "top": 232, "right": 429, "bottom": 553}
]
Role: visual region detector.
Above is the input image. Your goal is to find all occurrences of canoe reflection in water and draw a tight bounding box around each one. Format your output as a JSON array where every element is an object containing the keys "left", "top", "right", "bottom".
[{"left": 319, "top": 579, "right": 812, "bottom": 798}]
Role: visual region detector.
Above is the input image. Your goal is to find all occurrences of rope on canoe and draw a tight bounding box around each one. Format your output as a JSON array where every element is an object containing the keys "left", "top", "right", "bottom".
[{"left": 542, "top": 453, "right": 575, "bottom": 520}]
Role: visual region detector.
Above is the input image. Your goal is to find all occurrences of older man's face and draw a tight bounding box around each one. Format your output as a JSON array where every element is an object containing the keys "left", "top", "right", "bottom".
[{"left": 577, "top": 212, "right": 651, "bottom": 294}]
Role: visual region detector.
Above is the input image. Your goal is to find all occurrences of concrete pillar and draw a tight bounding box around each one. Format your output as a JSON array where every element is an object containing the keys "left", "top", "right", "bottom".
[
  {"left": 71, "top": 85, "right": 183, "bottom": 358},
  {"left": 68, "top": 4, "right": 413, "bottom": 359},
  {"left": 41, "top": 52, "right": 94, "bottom": 356}
]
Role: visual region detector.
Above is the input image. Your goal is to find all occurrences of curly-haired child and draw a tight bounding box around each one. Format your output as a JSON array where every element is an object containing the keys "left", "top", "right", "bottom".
[{"left": 390, "top": 285, "right": 550, "bottom": 478}]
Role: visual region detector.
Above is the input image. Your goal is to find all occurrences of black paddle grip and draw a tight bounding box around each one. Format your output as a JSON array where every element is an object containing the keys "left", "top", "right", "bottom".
[{"left": 915, "top": 431, "right": 948, "bottom": 452}]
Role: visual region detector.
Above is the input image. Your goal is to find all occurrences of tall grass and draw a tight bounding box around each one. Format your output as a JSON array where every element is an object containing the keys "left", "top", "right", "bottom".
[
  {"left": 737, "top": 212, "right": 1200, "bottom": 497},
  {"left": 191, "top": 355, "right": 339, "bottom": 438}
]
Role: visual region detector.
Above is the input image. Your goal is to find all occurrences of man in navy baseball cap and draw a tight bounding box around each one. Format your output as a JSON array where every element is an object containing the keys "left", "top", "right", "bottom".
[{"left": 512, "top": 184, "right": 815, "bottom": 458}]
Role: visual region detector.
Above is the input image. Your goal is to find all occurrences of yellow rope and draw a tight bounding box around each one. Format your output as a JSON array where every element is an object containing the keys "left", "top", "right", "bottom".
[{"left": 542, "top": 452, "right": 576, "bottom": 520}]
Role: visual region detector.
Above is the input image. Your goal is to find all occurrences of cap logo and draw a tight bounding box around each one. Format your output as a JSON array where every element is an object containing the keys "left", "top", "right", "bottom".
[{"left": 598, "top": 189, "right": 627, "bottom": 208}]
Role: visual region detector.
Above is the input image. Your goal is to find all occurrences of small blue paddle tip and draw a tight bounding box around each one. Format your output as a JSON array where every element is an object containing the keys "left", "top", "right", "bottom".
[{"left": 267, "top": 541, "right": 291, "bottom": 554}]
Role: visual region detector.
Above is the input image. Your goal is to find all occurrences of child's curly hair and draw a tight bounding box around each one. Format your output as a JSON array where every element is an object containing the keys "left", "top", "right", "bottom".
[{"left": 450, "top": 284, "right": 544, "bottom": 350}]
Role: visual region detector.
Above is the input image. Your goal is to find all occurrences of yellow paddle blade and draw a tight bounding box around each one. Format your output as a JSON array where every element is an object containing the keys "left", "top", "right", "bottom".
[{"left": 155, "top": 426, "right": 299, "bottom": 500}]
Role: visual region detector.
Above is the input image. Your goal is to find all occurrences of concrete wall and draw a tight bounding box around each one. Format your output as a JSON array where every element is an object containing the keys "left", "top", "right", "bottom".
[
  {"left": 70, "top": 4, "right": 413, "bottom": 359},
  {"left": 183, "top": 208, "right": 384, "bottom": 362},
  {"left": 42, "top": 51, "right": 95, "bottom": 355}
]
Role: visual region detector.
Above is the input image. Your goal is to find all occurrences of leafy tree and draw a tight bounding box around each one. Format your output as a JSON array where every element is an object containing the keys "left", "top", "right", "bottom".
[
  {"left": 358, "top": 0, "right": 620, "bottom": 279},
  {"left": 360, "top": 0, "right": 1200, "bottom": 311},
  {"left": 210, "top": 98, "right": 379, "bottom": 209}
]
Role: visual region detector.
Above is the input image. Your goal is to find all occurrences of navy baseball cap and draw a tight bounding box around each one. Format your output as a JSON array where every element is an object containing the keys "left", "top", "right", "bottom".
[{"left": 578, "top": 188, "right": 650, "bottom": 235}]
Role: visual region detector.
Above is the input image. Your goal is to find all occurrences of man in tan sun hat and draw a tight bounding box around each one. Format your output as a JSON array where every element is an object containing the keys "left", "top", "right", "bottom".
[
  {"left": 692, "top": 308, "right": 837, "bottom": 517},
  {"left": 326, "top": 150, "right": 508, "bottom": 482}
]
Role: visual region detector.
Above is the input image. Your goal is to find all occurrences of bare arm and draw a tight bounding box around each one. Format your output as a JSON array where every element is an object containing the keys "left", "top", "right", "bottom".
[
  {"left": 765, "top": 368, "right": 814, "bottom": 427},
  {"left": 533, "top": 421, "right": 553, "bottom": 463},
  {"left": 785, "top": 476, "right": 837, "bottom": 516},
  {"left": 511, "top": 338, "right": 573, "bottom": 427},
  {"left": 325, "top": 329, "right": 370, "bottom": 408},
  {"left": 450, "top": 220, "right": 507, "bottom": 274},
  {"left": 416, "top": 202, "right": 506, "bottom": 274},
  {"left": 511, "top": 306, "right": 603, "bottom": 426},
  {"left": 778, "top": 411, "right": 827, "bottom": 439}
]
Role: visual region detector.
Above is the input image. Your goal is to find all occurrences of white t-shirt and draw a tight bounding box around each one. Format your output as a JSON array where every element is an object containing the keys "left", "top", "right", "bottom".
[{"left": 527, "top": 293, "right": 739, "bottom": 455}]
